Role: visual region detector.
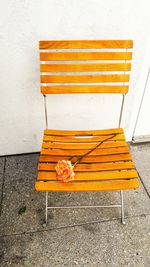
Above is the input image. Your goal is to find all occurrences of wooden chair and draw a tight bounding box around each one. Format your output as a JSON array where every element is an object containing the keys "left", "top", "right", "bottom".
[{"left": 35, "top": 40, "right": 139, "bottom": 226}]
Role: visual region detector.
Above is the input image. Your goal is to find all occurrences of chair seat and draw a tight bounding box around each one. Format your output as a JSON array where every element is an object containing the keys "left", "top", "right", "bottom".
[{"left": 35, "top": 128, "right": 139, "bottom": 192}]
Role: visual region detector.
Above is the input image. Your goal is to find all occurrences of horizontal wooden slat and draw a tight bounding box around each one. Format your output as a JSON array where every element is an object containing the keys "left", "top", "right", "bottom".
[
  {"left": 40, "top": 63, "right": 131, "bottom": 72},
  {"left": 43, "top": 133, "right": 126, "bottom": 142},
  {"left": 35, "top": 179, "right": 139, "bottom": 192},
  {"left": 41, "top": 74, "right": 130, "bottom": 83},
  {"left": 39, "top": 40, "right": 132, "bottom": 95},
  {"left": 38, "top": 161, "right": 134, "bottom": 172},
  {"left": 40, "top": 147, "right": 129, "bottom": 156},
  {"left": 39, "top": 154, "right": 132, "bottom": 163},
  {"left": 40, "top": 52, "right": 132, "bottom": 61},
  {"left": 42, "top": 141, "right": 127, "bottom": 150},
  {"left": 41, "top": 85, "right": 128, "bottom": 94},
  {"left": 44, "top": 128, "right": 123, "bottom": 136},
  {"left": 37, "top": 169, "right": 138, "bottom": 181},
  {"left": 39, "top": 40, "right": 133, "bottom": 49}
]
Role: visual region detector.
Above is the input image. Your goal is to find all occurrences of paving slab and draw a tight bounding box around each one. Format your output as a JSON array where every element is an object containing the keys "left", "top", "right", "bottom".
[
  {"left": 0, "top": 153, "right": 150, "bottom": 236},
  {"left": 0, "top": 215, "right": 150, "bottom": 267},
  {"left": 0, "top": 157, "right": 5, "bottom": 213},
  {"left": 130, "top": 143, "right": 150, "bottom": 196}
]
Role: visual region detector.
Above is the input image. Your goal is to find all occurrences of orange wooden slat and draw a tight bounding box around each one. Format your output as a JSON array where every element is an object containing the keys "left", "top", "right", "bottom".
[
  {"left": 43, "top": 133, "right": 126, "bottom": 142},
  {"left": 40, "top": 63, "right": 131, "bottom": 72},
  {"left": 37, "top": 169, "right": 138, "bottom": 181},
  {"left": 35, "top": 179, "right": 139, "bottom": 192},
  {"left": 40, "top": 147, "right": 129, "bottom": 156},
  {"left": 40, "top": 74, "right": 130, "bottom": 83},
  {"left": 39, "top": 153, "right": 132, "bottom": 163},
  {"left": 39, "top": 40, "right": 133, "bottom": 49},
  {"left": 40, "top": 52, "right": 132, "bottom": 61},
  {"left": 38, "top": 161, "right": 134, "bottom": 172},
  {"left": 41, "top": 85, "right": 128, "bottom": 94},
  {"left": 42, "top": 141, "right": 127, "bottom": 149},
  {"left": 44, "top": 128, "right": 124, "bottom": 136}
]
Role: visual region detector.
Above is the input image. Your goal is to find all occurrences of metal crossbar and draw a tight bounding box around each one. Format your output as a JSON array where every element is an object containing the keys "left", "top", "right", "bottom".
[{"left": 43, "top": 190, "right": 125, "bottom": 226}]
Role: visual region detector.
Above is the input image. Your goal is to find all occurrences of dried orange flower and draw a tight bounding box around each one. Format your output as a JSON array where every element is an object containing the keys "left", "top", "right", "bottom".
[
  {"left": 55, "top": 160, "right": 75, "bottom": 182},
  {"left": 55, "top": 134, "right": 118, "bottom": 183}
]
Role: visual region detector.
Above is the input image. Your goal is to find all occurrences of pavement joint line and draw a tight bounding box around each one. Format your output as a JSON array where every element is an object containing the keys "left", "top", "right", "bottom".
[
  {"left": 0, "top": 213, "right": 149, "bottom": 238},
  {"left": 137, "top": 169, "right": 150, "bottom": 199},
  {"left": 0, "top": 157, "right": 6, "bottom": 216},
  {"left": 0, "top": 152, "right": 40, "bottom": 158}
]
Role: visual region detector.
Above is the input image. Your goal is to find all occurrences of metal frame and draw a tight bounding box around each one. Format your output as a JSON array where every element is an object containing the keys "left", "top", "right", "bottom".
[
  {"left": 43, "top": 189, "right": 125, "bottom": 227},
  {"left": 43, "top": 94, "right": 48, "bottom": 129},
  {"left": 118, "top": 94, "right": 125, "bottom": 128},
  {"left": 42, "top": 60, "right": 127, "bottom": 227}
]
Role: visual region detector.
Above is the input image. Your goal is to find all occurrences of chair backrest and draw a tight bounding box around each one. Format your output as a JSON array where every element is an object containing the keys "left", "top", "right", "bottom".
[{"left": 39, "top": 40, "right": 133, "bottom": 95}]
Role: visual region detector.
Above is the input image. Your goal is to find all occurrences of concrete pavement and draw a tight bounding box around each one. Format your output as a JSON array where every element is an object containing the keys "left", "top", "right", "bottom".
[{"left": 0, "top": 143, "right": 150, "bottom": 267}]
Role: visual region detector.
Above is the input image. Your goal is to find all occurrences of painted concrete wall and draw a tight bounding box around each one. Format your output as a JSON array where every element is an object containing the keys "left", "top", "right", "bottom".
[
  {"left": 132, "top": 49, "right": 150, "bottom": 138},
  {"left": 0, "top": 0, "right": 150, "bottom": 155}
]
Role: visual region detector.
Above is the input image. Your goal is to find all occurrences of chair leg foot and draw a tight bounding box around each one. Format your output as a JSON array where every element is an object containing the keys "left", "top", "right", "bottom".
[{"left": 120, "top": 190, "right": 126, "bottom": 225}]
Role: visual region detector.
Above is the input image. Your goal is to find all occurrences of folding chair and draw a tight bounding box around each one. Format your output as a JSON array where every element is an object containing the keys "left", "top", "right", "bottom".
[{"left": 35, "top": 40, "right": 139, "bottom": 226}]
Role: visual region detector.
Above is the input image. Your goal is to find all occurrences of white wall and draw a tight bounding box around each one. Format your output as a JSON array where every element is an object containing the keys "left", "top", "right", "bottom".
[
  {"left": 0, "top": 0, "right": 150, "bottom": 155},
  {"left": 132, "top": 47, "right": 150, "bottom": 138}
]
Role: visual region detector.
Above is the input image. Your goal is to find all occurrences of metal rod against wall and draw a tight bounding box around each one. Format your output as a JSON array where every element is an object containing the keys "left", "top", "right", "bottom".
[
  {"left": 132, "top": 67, "right": 150, "bottom": 140},
  {"left": 118, "top": 94, "right": 125, "bottom": 128},
  {"left": 43, "top": 94, "right": 48, "bottom": 129}
]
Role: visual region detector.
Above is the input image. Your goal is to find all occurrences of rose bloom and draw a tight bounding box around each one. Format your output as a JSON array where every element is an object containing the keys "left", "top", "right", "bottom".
[{"left": 55, "top": 160, "right": 75, "bottom": 182}]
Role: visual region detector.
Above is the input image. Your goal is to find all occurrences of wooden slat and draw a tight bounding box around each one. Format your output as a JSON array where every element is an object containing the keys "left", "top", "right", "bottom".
[
  {"left": 43, "top": 133, "right": 126, "bottom": 142},
  {"left": 39, "top": 40, "right": 133, "bottom": 49},
  {"left": 40, "top": 63, "right": 131, "bottom": 72},
  {"left": 37, "top": 169, "right": 138, "bottom": 181},
  {"left": 41, "top": 74, "right": 130, "bottom": 83},
  {"left": 39, "top": 40, "right": 132, "bottom": 95},
  {"left": 40, "top": 147, "right": 129, "bottom": 156},
  {"left": 42, "top": 141, "right": 127, "bottom": 149},
  {"left": 38, "top": 161, "right": 134, "bottom": 172},
  {"left": 35, "top": 179, "right": 139, "bottom": 192},
  {"left": 44, "top": 128, "right": 123, "bottom": 136},
  {"left": 39, "top": 154, "right": 132, "bottom": 163},
  {"left": 40, "top": 52, "right": 132, "bottom": 61},
  {"left": 41, "top": 85, "right": 128, "bottom": 94}
]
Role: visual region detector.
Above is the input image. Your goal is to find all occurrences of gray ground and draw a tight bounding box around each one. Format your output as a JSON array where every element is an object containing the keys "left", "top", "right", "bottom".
[{"left": 0, "top": 143, "right": 150, "bottom": 267}]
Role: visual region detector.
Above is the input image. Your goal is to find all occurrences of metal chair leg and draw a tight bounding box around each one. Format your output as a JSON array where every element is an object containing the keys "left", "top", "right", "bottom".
[
  {"left": 43, "top": 192, "right": 48, "bottom": 227},
  {"left": 120, "top": 190, "right": 125, "bottom": 225},
  {"left": 43, "top": 191, "right": 125, "bottom": 226}
]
